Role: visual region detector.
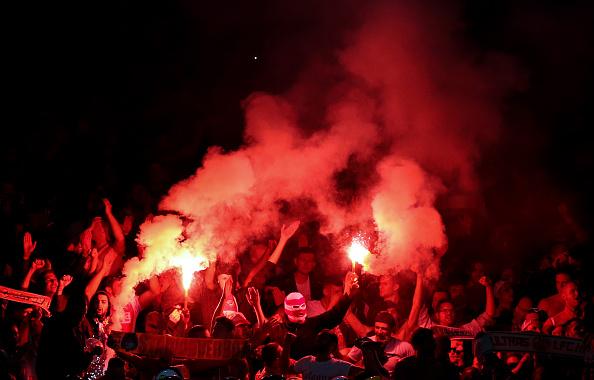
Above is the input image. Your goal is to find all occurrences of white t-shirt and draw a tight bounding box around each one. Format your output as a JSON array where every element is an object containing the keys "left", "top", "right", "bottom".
[
  {"left": 294, "top": 356, "right": 352, "bottom": 380},
  {"left": 347, "top": 336, "right": 414, "bottom": 373},
  {"left": 119, "top": 296, "right": 141, "bottom": 333},
  {"left": 295, "top": 275, "right": 312, "bottom": 301}
]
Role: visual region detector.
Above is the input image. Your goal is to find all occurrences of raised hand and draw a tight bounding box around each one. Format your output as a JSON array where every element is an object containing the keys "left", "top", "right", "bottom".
[
  {"left": 30, "top": 259, "right": 45, "bottom": 272},
  {"left": 102, "top": 198, "right": 113, "bottom": 215},
  {"left": 23, "top": 232, "right": 37, "bottom": 260},
  {"left": 280, "top": 221, "right": 300, "bottom": 241},
  {"left": 59, "top": 274, "right": 73, "bottom": 289},
  {"left": 246, "top": 287, "right": 260, "bottom": 307},
  {"left": 479, "top": 276, "right": 493, "bottom": 287},
  {"left": 344, "top": 271, "right": 359, "bottom": 296},
  {"left": 261, "top": 314, "right": 282, "bottom": 332}
]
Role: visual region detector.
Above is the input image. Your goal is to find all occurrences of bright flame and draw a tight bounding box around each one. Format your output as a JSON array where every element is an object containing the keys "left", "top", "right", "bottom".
[
  {"left": 347, "top": 237, "right": 370, "bottom": 270},
  {"left": 170, "top": 250, "right": 208, "bottom": 291}
]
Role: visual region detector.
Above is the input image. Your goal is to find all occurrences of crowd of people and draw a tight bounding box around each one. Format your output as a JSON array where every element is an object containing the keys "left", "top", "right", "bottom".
[{"left": 0, "top": 188, "right": 593, "bottom": 380}]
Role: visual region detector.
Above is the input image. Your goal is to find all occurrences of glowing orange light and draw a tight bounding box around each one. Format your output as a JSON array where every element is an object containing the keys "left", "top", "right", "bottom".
[
  {"left": 347, "top": 237, "right": 369, "bottom": 272},
  {"left": 170, "top": 250, "right": 208, "bottom": 291}
]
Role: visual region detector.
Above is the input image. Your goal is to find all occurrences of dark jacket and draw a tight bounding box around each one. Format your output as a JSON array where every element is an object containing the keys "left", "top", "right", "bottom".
[{"left": 285, "top": 294, "right": 352, "bottom": 359}]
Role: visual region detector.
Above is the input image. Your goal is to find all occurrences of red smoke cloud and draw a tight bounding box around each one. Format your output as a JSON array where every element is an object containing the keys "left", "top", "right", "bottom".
[{"left": 116, "top": 0, "right": 518, "bottom": 309}]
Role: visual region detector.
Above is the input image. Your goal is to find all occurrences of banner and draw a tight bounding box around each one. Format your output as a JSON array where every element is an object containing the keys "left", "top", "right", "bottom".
[
  {"left": 108, "top": 331, "right": 246, "bottom": 361},
  {"left": 475, "top": 331, "right": 593, "bottom": 363},
  {"left": 0, "top": 285, "right": 52, "bottom": 313},
  {"left": 431, "top": 325, "right": 475, "bottom": 339}
]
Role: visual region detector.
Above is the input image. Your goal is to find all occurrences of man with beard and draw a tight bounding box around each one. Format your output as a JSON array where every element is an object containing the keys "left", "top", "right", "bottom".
[
  {"left": 347, "top": 311, "right": 414, "bottom": 375},
  {"left": 85, "top": 291, "right": 112, "bottom": 379}
]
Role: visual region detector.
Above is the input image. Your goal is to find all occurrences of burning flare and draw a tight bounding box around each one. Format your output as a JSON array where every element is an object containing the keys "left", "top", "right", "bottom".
[
  {"left": 347, "top": 236, "right": 370, "bottom": 272},
  {"left": 170, "top": 249, "right": 208, "bottom": 309},
  {"left": 170, "top": 250, "right": 208, "bottom": 291}
]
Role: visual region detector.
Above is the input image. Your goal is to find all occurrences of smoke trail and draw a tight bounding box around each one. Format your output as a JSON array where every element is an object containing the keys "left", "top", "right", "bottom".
[{"left": 115, "top": 0, "right": 517, "bottom": 310}]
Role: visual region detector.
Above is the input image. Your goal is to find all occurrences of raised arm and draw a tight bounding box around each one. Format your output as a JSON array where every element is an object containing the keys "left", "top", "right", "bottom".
[
  {"left": 246, "top": 287, "right": 266, "bottom": 328},
  {"left": 21, "top": 259, "right": 45, "bottom": 290},
  {"left": 408, "top": 269, "right": 424, "bottom": 327},
  {"left": 85, "top": 248, "right": 116, "bottom": 301},
  {"left": 53, "top": 275, "right": 74, "bottom": 313},
  {"left": 269, "top": 221, "right": 300, "bottom": 264},
  {"left": 344, "top": 310, "right": 372, "bottom": 338},
  {"left": 312, "top": 272, "right": 357, "bottom": 331},
  {"left": 103, "top": 198, "right": 126, "bottom": 255},
  {"left": 396, "top": 268, "right": 424, "bottom": 341},
  {"left": 479, "top": 276, "right": 496, "bottom": 319},
  {"left": 243, "top": 221, "right": 300, "bottom": 287}
]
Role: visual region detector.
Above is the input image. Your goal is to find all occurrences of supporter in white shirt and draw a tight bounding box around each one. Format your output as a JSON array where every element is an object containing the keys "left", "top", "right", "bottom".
[{"left": 347, "top": 311, "right": 414, "bottom": 374}]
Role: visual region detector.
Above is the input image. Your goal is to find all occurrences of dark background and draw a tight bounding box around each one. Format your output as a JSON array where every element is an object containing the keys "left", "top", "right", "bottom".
[{"left": 2, "top": 0, "right": 593, "bottom": 272}]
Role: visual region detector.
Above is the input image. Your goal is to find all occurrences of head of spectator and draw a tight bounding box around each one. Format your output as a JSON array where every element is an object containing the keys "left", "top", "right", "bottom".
[
  {"left": 212, "top": 316, "right": 234, "bottom": 339},
  {"left": 294, "top": 247, "right": 316, "bottom": 276},
  {"left": 494, "top": 281, "right": 514, "bottom": 310},
  {"left": 431, "top": 289, "right": 450, "bottom": 312},
  {"left": 449, "top": 281, "right": 466, "bottom": 303},
  {"left": 410, "top": 328, "right": 436, "bottom": 359},
  {"left": 88, "top": 291, "right": 111, "bottom": 320},
  {"left": 448, "top": 339, "right": 465, "bottom": 367},
  {"left": 434, "top": 300, "right": 455, "bottom": 327},
  {"left": 260, "top": 342, "right": 282, "bottom": 370},
  {"left": 521, "top": 308, "right": 545, "bottom": 333},
  {"left": 228, "top": 312, "right": 252, "bottom": 339},
  {"left": 554, "top": 270, "right": 572, "bottom": 296},
  {"left": 216, "top": 262, "right": 239, "bottom": 292},
  {"left": 550, "top": 244, "right": 574, "bottom": 269},
  {"left": 374, "top": 311, "right": 395, "bottom": 344},
  {"left": 248, "top": 241, "right": 268, "bottom": 264},
  {"left": 313, "top": 329, "right": 338, "bottom": 360},
  {"left": 500, "top": 267, "right": 515, "bottom": 285},
  {"left": 103, "top": 275, "right": 124, "bottom": 298},
  {"left": 144, "top": 311, "right": 164, "bottom": 334},
  {"left": 469, "top": 262, "right": 486, "bottom": 284},
  {"left": 154, "top": 367, "right": 183, "bottom": 380},
  {"left": 378, "top": 274, "right": 399, "bottom": 301},
  {"left": 284, "top": 292, "right": 307, "bottom": 324},
  {"left": 321, "top": 278, "right": 342, "bottom": 308},
  {"left": 560, "top": 281, "right": 580, "bottom": 310},
  {"left": 513, "top": 297, "right": 533, "bottom": 327},
  {"left": 187, "top": 325, "right": 210, "bottom": 338},
  {"left": 40, "top": 269, "right": 59, "bottom": 297},
  {"left": 90, "top": 216, "right": 111, "bottom": 248}
]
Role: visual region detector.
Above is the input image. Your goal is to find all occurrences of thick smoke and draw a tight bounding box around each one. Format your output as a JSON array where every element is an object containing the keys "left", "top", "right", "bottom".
[{"left": 116, "top": 1, "right": 517, "bottom": 309}]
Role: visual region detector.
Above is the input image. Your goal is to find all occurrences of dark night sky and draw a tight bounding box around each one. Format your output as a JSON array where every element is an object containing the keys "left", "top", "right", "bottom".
[{"left": 2, "top": 0, "right": 593, "bottom": 266}]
